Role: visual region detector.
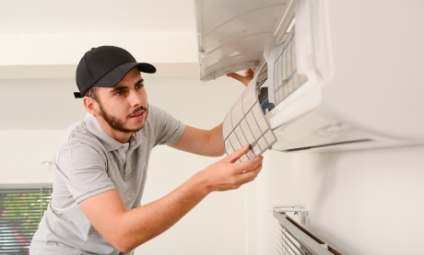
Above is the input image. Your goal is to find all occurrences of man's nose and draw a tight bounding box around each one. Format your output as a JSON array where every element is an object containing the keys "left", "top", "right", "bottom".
[{"left": 127, "top": 90, "right": 144, "bottom": 106}]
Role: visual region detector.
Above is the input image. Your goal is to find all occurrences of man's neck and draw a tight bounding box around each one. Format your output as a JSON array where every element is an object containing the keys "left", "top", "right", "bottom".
[{"left": 96, "top": 117, "right": 133, "bottom": 144}]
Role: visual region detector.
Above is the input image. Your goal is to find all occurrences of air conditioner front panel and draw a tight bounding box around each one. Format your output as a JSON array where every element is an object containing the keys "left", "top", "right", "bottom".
[
  {"left": 270, "top": 108, "right": 411, "bottom": 152},
  {"left": 196, "top": 0, "right": 293, "bottom": 80},
  {"left": 318, "top": 0, "right": 424, "bottom": 140}
]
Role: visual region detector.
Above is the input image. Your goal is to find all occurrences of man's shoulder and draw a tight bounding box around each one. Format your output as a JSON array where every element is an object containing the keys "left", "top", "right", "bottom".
[
  {"left": 60, "top": 119, "right": 106, "bottom": 153},
  {"left": 54, "top": 121, "right": 108, "bottom": 170}
]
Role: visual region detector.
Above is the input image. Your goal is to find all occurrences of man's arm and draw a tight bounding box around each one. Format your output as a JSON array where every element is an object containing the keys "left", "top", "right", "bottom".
[
  {"left": 171, "top": 124, "right": 224, "bottom": 157},
  {"left": 80, "top": 145, "right": 262, "bottom": 253},
  {"left": 171, "top": 69, "right": 254, "bottom": 157}
]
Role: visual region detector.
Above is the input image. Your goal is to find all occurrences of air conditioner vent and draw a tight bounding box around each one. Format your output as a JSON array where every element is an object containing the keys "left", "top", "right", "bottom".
[{"left": 282, "top": 139, "right": 373, "bottom": 152}]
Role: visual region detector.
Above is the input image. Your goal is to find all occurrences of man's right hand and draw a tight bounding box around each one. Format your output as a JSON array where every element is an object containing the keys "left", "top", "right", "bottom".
[{"left": 196, "top": 145, "right": 263, "bottom": 192}]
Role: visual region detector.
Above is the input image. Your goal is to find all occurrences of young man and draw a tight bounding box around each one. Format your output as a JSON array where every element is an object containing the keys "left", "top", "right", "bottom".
[{"left": 30, "top": 46, "right": 263, "bottom": 255}]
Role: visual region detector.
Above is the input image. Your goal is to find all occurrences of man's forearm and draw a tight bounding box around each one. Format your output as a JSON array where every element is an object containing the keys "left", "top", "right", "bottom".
[
  {"left": 207, "top": 123, "right": 225, "bottom": 156},
  {"left": 116, "top": 173, "right": 210, "bottom": 252},
  {"left": 171, "top": 124, "right": 224, "bottom": 157}
]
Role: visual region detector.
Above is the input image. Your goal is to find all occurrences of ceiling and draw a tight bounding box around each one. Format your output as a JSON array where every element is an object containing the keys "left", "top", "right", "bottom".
[
  {"left": 0, "top": 0, "right": 199, "bottom": 73},
  {"left": 0, "top": 0, "right": 195, "bottom": 34}
]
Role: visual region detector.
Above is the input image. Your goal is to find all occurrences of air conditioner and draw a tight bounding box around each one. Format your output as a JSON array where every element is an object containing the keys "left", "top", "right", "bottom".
[{"left": 195, "top": 0, "right": 424, "bottom": 153}]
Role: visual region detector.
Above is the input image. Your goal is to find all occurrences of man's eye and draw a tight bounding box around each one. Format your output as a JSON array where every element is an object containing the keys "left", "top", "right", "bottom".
[{"left": 136, "top": 83, "right": 144, "bottom": 89}]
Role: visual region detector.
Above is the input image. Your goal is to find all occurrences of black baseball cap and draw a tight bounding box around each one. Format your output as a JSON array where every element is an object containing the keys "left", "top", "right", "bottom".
[{"left": 74, "top": 45, "right": 156, "bottom": 98}]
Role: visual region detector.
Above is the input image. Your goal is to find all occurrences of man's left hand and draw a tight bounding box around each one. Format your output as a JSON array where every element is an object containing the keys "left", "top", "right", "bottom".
[{"left": 226, "top": 68, "right": 254, "bottom": 87}]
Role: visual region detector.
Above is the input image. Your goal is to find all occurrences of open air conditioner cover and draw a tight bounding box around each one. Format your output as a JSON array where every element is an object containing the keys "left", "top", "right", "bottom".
[{"left": 195, "top": 0, "right": 424, "bottom": 153}]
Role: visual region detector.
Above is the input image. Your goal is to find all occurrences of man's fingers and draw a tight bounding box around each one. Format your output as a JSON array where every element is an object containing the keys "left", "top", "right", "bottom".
[
  {"left": 227, "top": 69, "right": 254, "bottom": 80},
  {"left": 245, "top": 68, "right": 254, "bottom": 79},
  {"left": 227, "top": 69, "right": 254, "bottom": 86},
  {"left": 234, "top": 156, "right": 263, "bottom": 174},
  {"left": 226, "top": 144, "right": 251, "bottom": 163},
  {"left": 226, "top": 72, "right": 243, "bottom": 80},
  {"left": 236, "top": 166, "right": 262, "bottom": 184}
]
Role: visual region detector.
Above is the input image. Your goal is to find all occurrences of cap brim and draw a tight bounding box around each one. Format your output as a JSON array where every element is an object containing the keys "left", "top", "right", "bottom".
[
  {"left": 95, "top": 62, "right": 156, "bottom": 88},
  {"left": 74, "top": 92, "right": 83, "bottom": 98}
]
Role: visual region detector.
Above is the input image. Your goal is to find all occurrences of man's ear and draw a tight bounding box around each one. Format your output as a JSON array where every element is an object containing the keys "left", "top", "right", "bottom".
[{"left": 83, "top": 96, "right": 98, "bottom": 116}]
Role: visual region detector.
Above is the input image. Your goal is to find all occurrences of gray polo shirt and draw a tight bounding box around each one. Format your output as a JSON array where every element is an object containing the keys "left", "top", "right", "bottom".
[{"left": 30, "top": 105, "right": 185, "bottom": 255}]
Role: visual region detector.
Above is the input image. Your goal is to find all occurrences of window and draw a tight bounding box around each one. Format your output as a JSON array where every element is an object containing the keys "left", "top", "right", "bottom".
[{"left": 0, "top": 184, "right": 52, "bottom": 255}]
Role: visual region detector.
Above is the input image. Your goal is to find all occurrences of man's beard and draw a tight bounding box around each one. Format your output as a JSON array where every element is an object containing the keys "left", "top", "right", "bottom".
[{"left": 97, "top": 103, "right": 148, "bottom": 133}]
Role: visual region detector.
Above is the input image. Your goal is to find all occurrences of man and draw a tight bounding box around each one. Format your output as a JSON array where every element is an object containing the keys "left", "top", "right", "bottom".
[{"left": 30, "top": 46, "right": 263, "bottom": 255}]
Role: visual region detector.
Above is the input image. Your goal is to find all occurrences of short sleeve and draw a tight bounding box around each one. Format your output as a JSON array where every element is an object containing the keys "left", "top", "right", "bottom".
[
  {"left": 149, "top": 105, "right": 185, "bottom": 146},
  {"left": 56, "top": 143, "right": 115, "bottom": 204}
]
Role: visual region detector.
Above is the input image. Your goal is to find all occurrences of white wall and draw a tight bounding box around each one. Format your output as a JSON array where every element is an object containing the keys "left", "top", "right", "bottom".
[
  {"left": 0, "top": 76, "right": 254, "bottom": 255},
  {"left": 0, "top": 130, "right": 64, "bottom": 183},
  {"left": 247, "top": 146, "right": 424, "bottom": 255},
  {"left": 309, "top": 147, "right": 424, "bottom": 255}
]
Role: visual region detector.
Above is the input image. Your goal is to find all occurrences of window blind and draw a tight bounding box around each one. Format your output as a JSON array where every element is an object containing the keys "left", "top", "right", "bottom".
[{"left": 0, "top": 184, "right": 52, "bottom": 255}]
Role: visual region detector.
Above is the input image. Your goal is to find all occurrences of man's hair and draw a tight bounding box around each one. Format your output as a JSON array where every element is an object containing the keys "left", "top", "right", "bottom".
[{"left": 85, "top": 87, "right": 98, "bottom": 100}]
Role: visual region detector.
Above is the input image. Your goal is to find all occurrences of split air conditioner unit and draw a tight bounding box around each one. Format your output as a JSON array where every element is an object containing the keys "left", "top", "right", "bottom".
[{"left": 195, "top": 0, "right": 424, "bottom": 152}]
